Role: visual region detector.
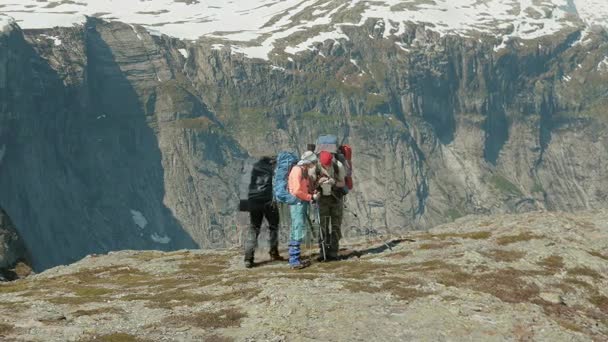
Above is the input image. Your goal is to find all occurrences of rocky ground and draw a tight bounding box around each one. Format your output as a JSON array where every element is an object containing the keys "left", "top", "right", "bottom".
[{"left": 0, "top": 210, "right": 607, "bottom": 341}]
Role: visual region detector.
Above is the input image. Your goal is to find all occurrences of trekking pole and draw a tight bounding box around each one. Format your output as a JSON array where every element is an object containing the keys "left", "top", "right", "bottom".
[
  {"left": 304, "top": 204, "right": 314, "bottom": 264},
  {"left": 314, "top": 202, "right": 327, "bottom": 261}
]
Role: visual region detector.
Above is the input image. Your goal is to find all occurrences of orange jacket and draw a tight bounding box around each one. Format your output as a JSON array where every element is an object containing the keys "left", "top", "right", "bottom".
[{"left": 288, "top": 166, "right": 312, "bottom": 202}]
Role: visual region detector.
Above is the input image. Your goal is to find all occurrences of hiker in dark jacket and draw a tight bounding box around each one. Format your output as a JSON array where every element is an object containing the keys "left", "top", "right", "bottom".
[
  {"left": 316, "top": 151, "right": 346, "bottom": 261},
  {"left": 244, "top": 156, "right": 284, "bottom": 268}
]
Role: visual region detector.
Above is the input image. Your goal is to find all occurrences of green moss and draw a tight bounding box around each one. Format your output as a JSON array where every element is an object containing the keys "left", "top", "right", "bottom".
[{"left": 490, "top": 174, "right": 523, "bottom": 196}]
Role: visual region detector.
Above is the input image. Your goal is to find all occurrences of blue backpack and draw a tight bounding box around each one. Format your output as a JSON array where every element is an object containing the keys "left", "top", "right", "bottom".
[{"left": 273, "top": 152, "right": 300, "bottom": 204}]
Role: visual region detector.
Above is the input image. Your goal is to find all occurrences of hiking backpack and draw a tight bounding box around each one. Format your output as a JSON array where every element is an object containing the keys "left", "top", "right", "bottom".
[
  {"left": 314, "top": 134, "right": 339, "bottom": 154},
  {"left": 238, "top": 158, "right": 257, "bottom": 211},
  {"left": 247, "top": 157, "right": 275, "bottom": 210},
  {"left": 314, "top": 134, "right": 354, "bottom": 192},
  {"left": 339, "top": 144, "right": 354, "bottom": 190},
  {"left": 272, "top": 152, "right": 300, "bottom": 205}
]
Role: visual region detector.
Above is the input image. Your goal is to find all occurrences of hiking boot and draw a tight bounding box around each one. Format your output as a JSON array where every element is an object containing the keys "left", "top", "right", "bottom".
[
  {"left": 316, "top": 255, "right": 340, "bottom": 262},
  {"left": 244, "top": 260, "right": 255, "bottom": 269},
  {"left": 290, "top": 260, "right": 310, "bottom": 270},
  {"left": 269, "top": 253, "right": 285, "bottom": 261}
]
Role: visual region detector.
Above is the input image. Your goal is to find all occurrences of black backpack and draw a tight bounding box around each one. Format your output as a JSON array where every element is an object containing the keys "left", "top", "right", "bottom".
[{"left": 247, "top": 157, "right": 275, "bottom": 208}]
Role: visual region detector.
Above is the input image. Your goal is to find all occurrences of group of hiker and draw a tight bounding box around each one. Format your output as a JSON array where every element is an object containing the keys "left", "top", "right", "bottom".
[{"left": 242, "top": 135, "right": 353, "bottom": 270}]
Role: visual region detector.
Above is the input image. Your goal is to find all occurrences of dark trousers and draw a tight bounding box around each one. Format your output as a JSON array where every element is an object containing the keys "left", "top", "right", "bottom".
[
  {"left": 244, "top": 202, "right": 280, "bottom": 261},
  {"left": 318, "top": 196, "right": 343, "bottom": 259}
]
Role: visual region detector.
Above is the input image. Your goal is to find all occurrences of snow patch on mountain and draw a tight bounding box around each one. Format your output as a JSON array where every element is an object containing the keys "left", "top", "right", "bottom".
[
  {"left": 40, "top": 34, "right": 62, "bottom": 46},
  {"left": 1, "top": 0, "right": 607, "bottom": 59},
  {"left": 0, "top": 14, "right": 15, "bottom": 35},
  {"left": 130, "top": 210, "right": 148, "bottom": 230},
  {"left": 151, "top": 233, "right": 171, "bottom": 244},
  {"left": 178, "top": 48, "right": 189, "bottom": 59},
  {"left": 598, "top": 57, "right": 608, "bottom": 72}
]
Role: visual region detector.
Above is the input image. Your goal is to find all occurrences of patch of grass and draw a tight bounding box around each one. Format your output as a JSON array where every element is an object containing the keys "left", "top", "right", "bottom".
[
  {"left": 468, "top": 269, "right": 541, "bottom": 303},
  {"left": 563, "top": 277, "right": 594, "bottom": 290},
  {"left": 482, "top": 249, "right": 526, "bottom": 262},
  {"left": 123, "top": 289, "right": 215, "bottom": 309},
  {"left": 418, "top": 241, "right": 459, "bottom": 250},
  {"left": 0, "top": 281, "right": 30, "bottom": 294},
  {"left": 129, "top": 251, "right": 163, "bottom": 262},
  {"left": 537, "top": 255, "right": 565, "bottom": 271},
  {"left": 435, "top": 266, "right": 541, "bottom": 304},
  {"left": 84, "top": 333, "right": 148, "bottom": 342},
  {"left": 588, "top": 250, "right": 608, "bottom": 261},
  {"left": 345, "top": 277, "right": 430, "bottom": 302},
  {"left": 567, "top": 267, "right": 602, "bottom": 280},
  {"left": 213, "top": 288, "right": 262, "bottom": 302},
  {"left": 204, "top": 334, "right": 235, "bottom": 342},
  {"left": 380, "top": 280, "right": 432, "bottom": 301},
  {"left": 0, "top": 322, "right": 14, "bottom": 336},
  {"left": 590, "top": 295, "right": 608, "bottom": 313},
  {"left": 435, "top": 269, "right": 473, "bottom": 288},
  {"left": 167, "top": 308, "right": 247, "bottom": 329},
  {"left": 386, "top": 250, "right": 412, "bottom": 259},
  {"left": 48, "top": 286, "right": 114, "bottom": 305},
  {"left": 534, "top": 299, "right": 588, "bottom": 335},
  {"left": 179, "top": 261, "right": 228, "bottom": 275},
  {"left": 72, "top": 307, "right": 126, "bottom": 317},
  {"left": 0, "top": 301, "right": 28, "bottom": 311},
  {"left": 419, "top": 231, "right": 492, "bottom": 241},
  {"left": 496, "top": 232, "right": 544, "bottom": 246},
  {"left": 490, "top": 174, "right": 523, "bottom": 196}
]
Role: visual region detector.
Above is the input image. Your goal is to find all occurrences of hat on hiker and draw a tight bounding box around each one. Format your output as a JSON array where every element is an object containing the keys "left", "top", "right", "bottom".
[
  {"left": 319, "top": 151, "right": 333, "bottom": 167},
  {"left": 297, "top": 151, "right": 317, "bottom": 166}
]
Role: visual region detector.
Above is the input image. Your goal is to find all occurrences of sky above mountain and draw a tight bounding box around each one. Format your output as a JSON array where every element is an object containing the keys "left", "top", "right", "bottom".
[{"left": 1, "top": 0, "right": 607, "bottom": 58}]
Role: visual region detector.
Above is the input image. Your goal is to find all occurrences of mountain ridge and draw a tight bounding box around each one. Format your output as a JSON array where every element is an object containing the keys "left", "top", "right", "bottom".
[{"left": 1, "top": 0, "right": 608, "bottom": 59}]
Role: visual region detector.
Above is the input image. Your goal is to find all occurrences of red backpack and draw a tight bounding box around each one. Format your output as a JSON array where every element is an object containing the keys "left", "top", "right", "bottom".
[{"left": 339, "top": 145, "right": 353, "bottom": 190}]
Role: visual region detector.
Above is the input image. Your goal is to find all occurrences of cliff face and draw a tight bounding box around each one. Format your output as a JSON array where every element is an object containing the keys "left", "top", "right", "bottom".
[{"left": 0, "top": 16, "right": 607, "bottom": 270}]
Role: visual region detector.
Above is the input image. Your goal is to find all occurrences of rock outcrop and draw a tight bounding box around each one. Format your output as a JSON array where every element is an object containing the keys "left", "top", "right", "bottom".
[
  {"left": 0, "top": 210, "right": 606, "bottom": 341},
  {"left": 0, "top": 207, "right": 29, "bottom": 279},
  {"left": 0, "top": 16, "right": 607, "bottom": 270}
]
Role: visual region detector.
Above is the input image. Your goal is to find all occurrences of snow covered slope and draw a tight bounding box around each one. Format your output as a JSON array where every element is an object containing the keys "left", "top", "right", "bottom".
[{"left": 1, "top": 0, "right": 607, "bottom": 58}]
